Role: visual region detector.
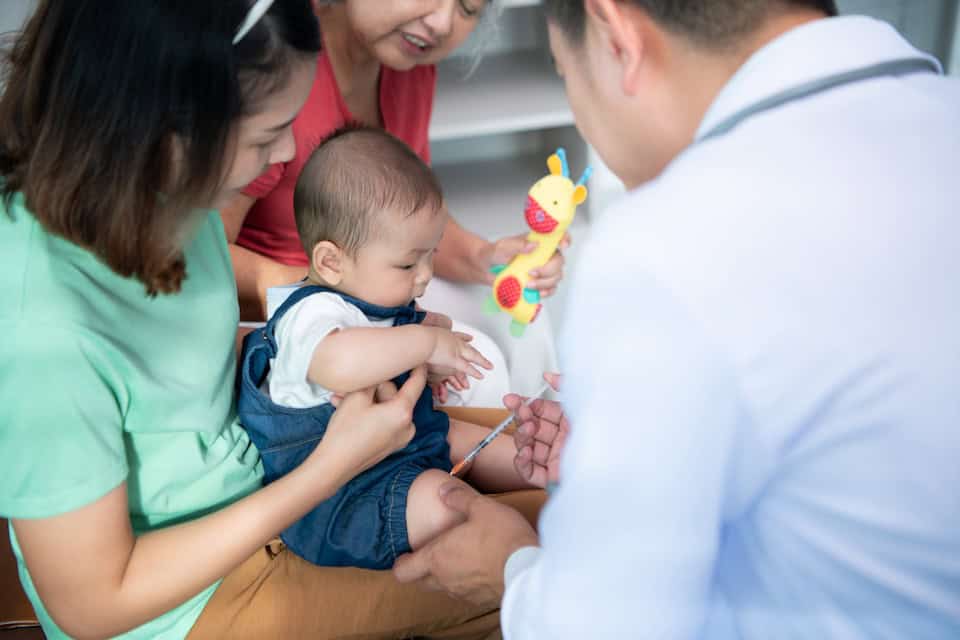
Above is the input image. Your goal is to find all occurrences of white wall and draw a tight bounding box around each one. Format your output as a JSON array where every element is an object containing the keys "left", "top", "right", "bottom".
[
  {"left": 838, "top": 0, "right": 957, "bottom": 66},
  {"left": 950, "top": 5, "right": 960, "bottom": 73},
  {"left": 0, "top": 0, "right": 34, "bottom": 34}
]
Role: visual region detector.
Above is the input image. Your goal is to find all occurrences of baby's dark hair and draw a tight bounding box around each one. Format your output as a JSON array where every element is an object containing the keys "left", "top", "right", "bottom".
[{"left": 294, "top": 125, "right": 444, "bottom": 256}]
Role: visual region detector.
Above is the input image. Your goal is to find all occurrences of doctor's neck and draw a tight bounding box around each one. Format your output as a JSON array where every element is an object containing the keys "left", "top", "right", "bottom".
[
  {"left": 654, "top": 6, "right": 828, "bottom": 162},
  {"left": 545, "top": 0, "right": 832, "bottom": 189}
]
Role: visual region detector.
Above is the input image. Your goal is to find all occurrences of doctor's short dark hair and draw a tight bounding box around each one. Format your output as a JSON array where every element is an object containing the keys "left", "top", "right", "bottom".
[
  {"left": 293, "top": 125, "right": 444, "bottom": 257},
  {"left": 544, "top": 0, "right": 839, "bottom": 48}
]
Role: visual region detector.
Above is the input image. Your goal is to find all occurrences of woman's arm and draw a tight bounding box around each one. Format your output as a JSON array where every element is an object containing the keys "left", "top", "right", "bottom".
[
  {"left": 433, "top": 217, "right": 498, "bottom": 286},
  {"left": 12, "top": 371, "right": 426, "bottom": 640},
  {"left": 221, "top": 194, "right": 307, "bottom": 321}
]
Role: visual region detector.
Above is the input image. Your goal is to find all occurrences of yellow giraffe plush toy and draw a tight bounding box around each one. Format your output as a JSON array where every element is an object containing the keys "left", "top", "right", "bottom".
[{"left": 486, "top": 148, "right": 591, "bottom": 337}]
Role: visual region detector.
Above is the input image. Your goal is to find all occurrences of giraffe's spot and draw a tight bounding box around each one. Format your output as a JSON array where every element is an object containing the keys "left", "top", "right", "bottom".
[{"left": 496, "top": 276, "right": 522, "bottom": 309}]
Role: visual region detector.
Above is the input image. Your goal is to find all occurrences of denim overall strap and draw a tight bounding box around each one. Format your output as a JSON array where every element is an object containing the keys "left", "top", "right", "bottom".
[
  {"left": 235, "top": 284, "right": 453, "bottom": 568},
  {"left": 321, "top": 290, "right": 426, "bottom": 328},
  {"left": 260, "top": 284, "right": 342, "bottom": 357},
  {"left": 240, "top": 285, "right": 427, "bottom": 396}
]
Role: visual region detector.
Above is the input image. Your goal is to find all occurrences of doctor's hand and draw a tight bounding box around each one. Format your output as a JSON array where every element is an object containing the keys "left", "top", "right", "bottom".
[
  {"left": 482, "top": 232, "right": 571, "bottom": 298},
  {"left": 393, "top": 482, "right": 539, "bottom": 607},
  {"left": 504, "top": 373, "right": 568, "bottom": 488}
]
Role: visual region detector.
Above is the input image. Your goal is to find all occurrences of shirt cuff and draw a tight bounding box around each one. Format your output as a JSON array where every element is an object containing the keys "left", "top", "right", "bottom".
[{"left": 504, "top": 545, "right": 541, "bottom": 588}]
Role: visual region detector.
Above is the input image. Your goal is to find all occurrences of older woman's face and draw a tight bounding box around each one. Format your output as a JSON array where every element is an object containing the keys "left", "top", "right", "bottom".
[{"left": 344, "top": 0, "right": 486, "bottom": 70}]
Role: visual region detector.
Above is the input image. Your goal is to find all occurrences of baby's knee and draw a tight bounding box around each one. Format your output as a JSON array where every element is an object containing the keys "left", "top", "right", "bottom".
[{"left": 405, "top": 469, "right": 477, "bottom": 550}]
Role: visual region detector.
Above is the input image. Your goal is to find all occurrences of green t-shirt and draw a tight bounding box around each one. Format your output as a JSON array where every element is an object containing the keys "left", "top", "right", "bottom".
[{"left": 0, "top": 194, "right": 263, "bottom": 639}]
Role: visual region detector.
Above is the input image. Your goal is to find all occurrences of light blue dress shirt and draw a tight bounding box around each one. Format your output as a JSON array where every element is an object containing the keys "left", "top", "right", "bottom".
[{"left": 502, "top": 16, "right": 960, "bottom": 639}]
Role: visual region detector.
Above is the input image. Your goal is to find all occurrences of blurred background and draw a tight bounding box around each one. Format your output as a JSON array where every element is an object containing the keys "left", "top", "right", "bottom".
[{"left": 1, "top": 0, "right": 956, "bottom": 335}]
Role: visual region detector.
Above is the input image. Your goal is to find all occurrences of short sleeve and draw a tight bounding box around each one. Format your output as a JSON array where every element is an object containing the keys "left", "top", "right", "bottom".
[
  {"left": 243, "top": 162, "right": 286, "bottom": 200},
  {"left": 269, "top": 293, "right": 369, "bottom": 404},
  {"left": 382, "top": 64, "right": 435, "bottom": 166},
  {"left": 416, "top": 65, "right": 436, "bottom": 165},
  {"left": 0, "top": 325, "right": 128, "bottom": 519}
]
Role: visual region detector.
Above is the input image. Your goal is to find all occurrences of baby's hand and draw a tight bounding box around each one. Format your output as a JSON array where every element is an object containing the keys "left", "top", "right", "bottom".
[
  {"left": 429, "top": 373, "right": 470, "bottom": 404},
  {"left": 427, "top": 328, "right": 493, "bottom": 382}
]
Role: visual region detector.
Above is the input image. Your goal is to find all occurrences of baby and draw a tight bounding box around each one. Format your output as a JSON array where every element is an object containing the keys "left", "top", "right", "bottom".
[{"left": 237, "top": 125, "right": 530, "bottom": 570}]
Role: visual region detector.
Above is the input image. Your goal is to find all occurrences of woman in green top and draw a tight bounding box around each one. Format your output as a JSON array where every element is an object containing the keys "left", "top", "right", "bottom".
[{"left": 0, "top": 1, "right": 539, "bottom": 638}]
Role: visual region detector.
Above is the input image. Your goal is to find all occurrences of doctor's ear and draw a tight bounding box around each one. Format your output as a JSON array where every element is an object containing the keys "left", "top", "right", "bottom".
[
  {"left": 584, "top": 0, "right": 649, "bottom": 97},
  {"left": 311, "top": 241, "right": 345, "bottom": 285}
]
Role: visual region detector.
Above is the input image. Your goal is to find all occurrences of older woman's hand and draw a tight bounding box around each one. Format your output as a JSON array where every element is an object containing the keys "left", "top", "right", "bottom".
[{"left": 483, "top": 232, "right": 572, "bottom": 298}]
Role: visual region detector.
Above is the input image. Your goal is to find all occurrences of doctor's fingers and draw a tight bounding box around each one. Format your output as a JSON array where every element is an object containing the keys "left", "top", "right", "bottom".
[
  {"left": 529, "top": 398, "right": 567, "bottom": 429},
  {"left": 504, "top": 393, "right": 555, "bottom": 422},
  {"left": 542, "top": 372, "right": 562, "bottom": 391},
  {"left": 530, "top": 439, "right": 554, "bottom": 467},
  {"left": 514, "top": 445, "right": 547, "bottom": 488}
]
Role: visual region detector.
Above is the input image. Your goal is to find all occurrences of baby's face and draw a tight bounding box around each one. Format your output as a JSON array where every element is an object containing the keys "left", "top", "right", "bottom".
[{"left": 342, "top": 206, "right": 447, "bottom": 308}]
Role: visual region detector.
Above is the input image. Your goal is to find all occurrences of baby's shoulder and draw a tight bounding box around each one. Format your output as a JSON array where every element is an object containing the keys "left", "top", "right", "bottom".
[{"left": 275, "top": 290, "right": 365, "bottom": 329}]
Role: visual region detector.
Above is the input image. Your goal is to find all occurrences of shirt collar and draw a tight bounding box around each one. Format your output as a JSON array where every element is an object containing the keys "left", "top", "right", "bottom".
[{"left": 696, "top": 16, "right": 942, "bottom": 141}]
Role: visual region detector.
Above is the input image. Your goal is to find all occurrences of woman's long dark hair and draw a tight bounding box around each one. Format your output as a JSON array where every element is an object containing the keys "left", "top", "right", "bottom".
[{"left": 0, "top": 0, "right": 320, "bottom": 295}]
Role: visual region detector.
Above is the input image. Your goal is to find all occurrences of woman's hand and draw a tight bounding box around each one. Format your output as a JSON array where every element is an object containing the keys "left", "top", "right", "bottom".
[
  {"left": 483, "top": 233, "right": 571, "bottom": 298},
  {"left": 320, "top": 365, "right": 426, "bottom": 483},
  {"left": 503, "top": 373, "right": 568, "bottom": 488}
]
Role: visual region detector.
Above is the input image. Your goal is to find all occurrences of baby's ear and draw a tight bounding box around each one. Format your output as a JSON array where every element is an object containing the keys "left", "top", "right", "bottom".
[{"left": 312, "top": 241, "right": 344, "bottom": 285}]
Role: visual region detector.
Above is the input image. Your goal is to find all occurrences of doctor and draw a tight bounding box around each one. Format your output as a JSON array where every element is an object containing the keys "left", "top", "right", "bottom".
[{"left": 393, "top": 0, "right": 960, "bottom": 637}]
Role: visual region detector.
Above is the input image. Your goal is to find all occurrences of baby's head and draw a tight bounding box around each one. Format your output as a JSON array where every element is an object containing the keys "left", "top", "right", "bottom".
[{"left": 294, "top": 125, "right": 447, "bottom": 307}]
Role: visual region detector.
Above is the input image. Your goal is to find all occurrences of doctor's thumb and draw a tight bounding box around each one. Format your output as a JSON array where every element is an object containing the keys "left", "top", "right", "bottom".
[{"left": 439, "top": 482, "right": 479, "bottom": 515}]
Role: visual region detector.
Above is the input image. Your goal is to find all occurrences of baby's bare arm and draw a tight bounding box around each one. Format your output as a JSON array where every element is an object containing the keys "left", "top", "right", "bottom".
[{"left": 308, "top": 325, "right": 438, "bottom": 394}]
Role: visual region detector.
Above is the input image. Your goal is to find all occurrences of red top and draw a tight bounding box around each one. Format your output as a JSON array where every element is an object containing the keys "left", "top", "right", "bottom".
[{"left": 237, "top": 51, "right": 436, "bottom": 266}]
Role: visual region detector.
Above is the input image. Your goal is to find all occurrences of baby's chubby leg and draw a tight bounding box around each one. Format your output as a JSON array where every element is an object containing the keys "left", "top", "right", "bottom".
[
  {"left": 447, "top": 420, "right": 531, "bottom": 494},
  {"left": 405, "top": 469, "right": 478, "bottom": 551}
]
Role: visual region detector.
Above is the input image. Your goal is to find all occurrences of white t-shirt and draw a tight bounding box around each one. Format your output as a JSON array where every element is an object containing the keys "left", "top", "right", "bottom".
[{"left": 266, "top": 287, "right": 392, "bottom": 409}]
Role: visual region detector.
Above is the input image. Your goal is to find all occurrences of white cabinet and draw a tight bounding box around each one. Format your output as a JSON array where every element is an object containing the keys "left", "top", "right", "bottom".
[
  {"left": 430, "top": 0, "right": 959, "bottom": 235},
  {"left": 430, "top": 2, "right": 616, "bottom": 324},
  {"left": 0, "top": 1, "right": 33, "bottom": 33},
  {"left": 949, "top": 5, "right": 960, "bottom": 73},
  {"left": 430, "top": 1, "right": 611, "bottom": 240},
  {"left": 429, "top": 0, "right": 958, "bottom": 327},
  {"left": 838, "top": 0, "right": 957, "bottom": 68}
]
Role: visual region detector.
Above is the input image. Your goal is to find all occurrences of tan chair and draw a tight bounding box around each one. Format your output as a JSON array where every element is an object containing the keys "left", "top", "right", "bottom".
[{"left": 0, "top": 518, "right": 42, "bottom": 639}]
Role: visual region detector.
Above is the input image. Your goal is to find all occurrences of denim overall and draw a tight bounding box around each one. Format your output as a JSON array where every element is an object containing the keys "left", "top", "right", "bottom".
[{"left": 237, "top": 285, "right": 452, "bottom": 569}]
